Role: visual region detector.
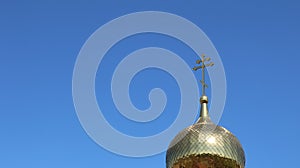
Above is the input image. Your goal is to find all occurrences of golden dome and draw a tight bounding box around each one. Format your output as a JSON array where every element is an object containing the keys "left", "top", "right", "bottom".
[{"left": 166, "top": 96, "right": 245, "bottom": 168}]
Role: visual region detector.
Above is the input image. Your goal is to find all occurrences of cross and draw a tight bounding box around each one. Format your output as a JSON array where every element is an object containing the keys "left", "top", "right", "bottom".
[{"left": 192, "top": 54, "right": 214, "bottom": 96}]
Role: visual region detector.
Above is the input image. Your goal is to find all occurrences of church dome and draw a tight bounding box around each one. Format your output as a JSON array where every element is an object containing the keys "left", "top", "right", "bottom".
[{"left": 166, "top": 96, "right": 245, "bottom": 168}]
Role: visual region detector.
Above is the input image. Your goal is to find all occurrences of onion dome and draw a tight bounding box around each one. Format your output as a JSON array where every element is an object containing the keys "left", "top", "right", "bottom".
[
  {"left": 166, "top": 55, "right": 245, "bottom": 168},
  {"left": 166, "top": 96, "right": 245, "bottom": 168}
]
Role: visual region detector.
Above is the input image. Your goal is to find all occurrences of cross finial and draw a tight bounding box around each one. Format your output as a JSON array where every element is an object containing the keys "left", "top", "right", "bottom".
[{"left": 192, "top": 54, "right": 214, "bottom": 96}]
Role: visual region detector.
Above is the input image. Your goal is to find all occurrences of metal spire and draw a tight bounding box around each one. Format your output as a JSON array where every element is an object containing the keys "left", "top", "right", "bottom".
[{"left": 193, "top": 54, "right": 214, "bottom": 120}]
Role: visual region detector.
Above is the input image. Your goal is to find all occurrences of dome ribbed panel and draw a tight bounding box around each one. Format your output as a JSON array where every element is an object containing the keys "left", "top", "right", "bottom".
[{"left": 166, "top": 122, "right": 245, "bottom": 168}]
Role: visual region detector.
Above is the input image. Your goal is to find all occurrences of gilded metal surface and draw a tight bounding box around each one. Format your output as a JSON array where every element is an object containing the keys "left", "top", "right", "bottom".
[
  {"left": 166, "top": 58, "right": 245, "bottom": 168},
  {"left": 166, "top": 119, "right": 245, "bottom": 168}
]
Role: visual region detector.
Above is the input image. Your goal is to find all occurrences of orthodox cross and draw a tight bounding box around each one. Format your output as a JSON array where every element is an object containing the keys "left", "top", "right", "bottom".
[{"left": 192, "top": 54, "right": 214, "bottom": 96}]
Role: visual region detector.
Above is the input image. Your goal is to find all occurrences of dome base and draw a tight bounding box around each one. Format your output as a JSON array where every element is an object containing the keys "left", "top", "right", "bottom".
[{"left": 172, "top": 153, "right": 242, "bottom": 168}]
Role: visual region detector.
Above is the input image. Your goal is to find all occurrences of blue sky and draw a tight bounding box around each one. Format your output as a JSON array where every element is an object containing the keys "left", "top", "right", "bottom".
[{"left": 1, "top": 0, "right": 300, "bottom": 167}]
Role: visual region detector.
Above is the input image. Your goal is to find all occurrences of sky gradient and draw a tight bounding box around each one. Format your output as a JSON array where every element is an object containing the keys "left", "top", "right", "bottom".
[{"left": 1, "top": 1, "right": 300, "bottom": 167}]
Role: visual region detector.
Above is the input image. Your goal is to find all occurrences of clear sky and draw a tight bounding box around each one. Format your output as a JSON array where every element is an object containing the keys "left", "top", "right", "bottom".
[{"left": 1, "top": 0, "right": 300, "bottom": 167}]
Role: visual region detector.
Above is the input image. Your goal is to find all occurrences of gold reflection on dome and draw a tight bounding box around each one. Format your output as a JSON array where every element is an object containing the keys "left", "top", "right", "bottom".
[{"left": 206, "top": 136, "right": 216, "bottom": 144}]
